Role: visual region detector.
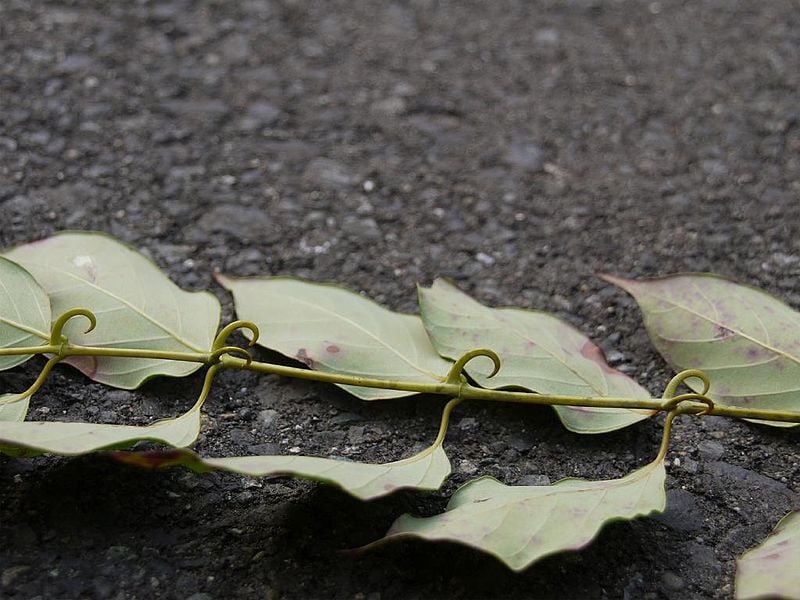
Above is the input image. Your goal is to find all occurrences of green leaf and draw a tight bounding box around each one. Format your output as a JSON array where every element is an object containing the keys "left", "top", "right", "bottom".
[
  {"left": 0, "top": 406, "right": 200, "bottom": 456},
  {"left": 0, "top": 394, "right": 29, "bottom": 422},
  {"left": 216, "top": 275, "right": 452, "bottom": 399},
  {"left": 0, "top": 256, "right": 50, "bottom": 371},
  {"left": 3, "top": 232, "right": 220, "bottom": 389},
  {"left": 418, "top": 279, "right": 652, "bottom": 433},
  {"left": 113, "top": 445, "right": 450, "bottom": 500},
  {"left": 375, "top": 459, "right": 666, "bottom": 571},
  {"left": 736, "top": 510, "right": 800, "bottom": 600},
  {"left": 603, "top": 273, "right": 800, "bottom": 426}
]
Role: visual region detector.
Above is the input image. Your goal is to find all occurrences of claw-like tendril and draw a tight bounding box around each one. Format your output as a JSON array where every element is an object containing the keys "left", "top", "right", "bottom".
[
  {"left": 661, "top": 369, "right": 714, "bottom": 415},
  {"left": 209, "top": 345, "right": 252, "bottom": 366},
  {"left": 445, "top": 348, "right": 502, "bottom": 386},
  {"left": 212, "top": 320, "right": 260, "bottom": 351},
  {"left": 654, "top": 370, "right": 714, "bottom": 463},
  {"left": 49, "top": 308, "right": 97, "bottom": 348}
]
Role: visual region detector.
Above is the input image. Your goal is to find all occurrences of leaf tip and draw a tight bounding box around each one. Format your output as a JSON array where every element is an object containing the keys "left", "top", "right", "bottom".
[
  {"left": 213, "top": 271, "right": 233, "bottom": 289},
  {"left": 597, "top": 272, "right": 628, "bottom": 286},
  {"left": 598, "top": 273, "right": 642, "bottom": 295}
]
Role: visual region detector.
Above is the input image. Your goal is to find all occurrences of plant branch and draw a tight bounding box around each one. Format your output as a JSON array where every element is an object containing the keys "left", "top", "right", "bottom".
[{"left": 2, "top": 316, "right": 800, "bottom": 425}]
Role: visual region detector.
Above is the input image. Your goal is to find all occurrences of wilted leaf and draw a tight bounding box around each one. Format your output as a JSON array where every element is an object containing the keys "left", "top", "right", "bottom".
[
  {"left": 4, "top": 232, "right": 220, "bottom": 389},
  {"left": 216, "top": 276, "right": 452, "bottom": 399},
  {"left": 113, "top": 444, "right": 450, "bottom": 500},
  {"left": 375, "top": 459, "right": 666, "bottom": 571},
  {"left": 0, "top": 394, "right": 29, "bottom": 422},
  {"left": 603, "top": 273, "right": 800, "bottom": 426},
  {"left": 0, "top": 406, "right": 200, "bottom": 456},
  {"left": 736, "top": 510, "right": 800, "bottom": 600},
  {"left": 418, "top": 279, "right": 652, "bottom": 433},
  {"left": 0, "top": 257, "right": 50, "bottom": 371}
]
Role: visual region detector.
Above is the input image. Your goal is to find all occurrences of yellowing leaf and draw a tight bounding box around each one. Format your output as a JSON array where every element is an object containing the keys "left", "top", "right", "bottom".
[
  {"left": 0, "top": 394, "right": 29, "bottom": 422},
  {"left": 376, "top": 459, "right": 666, "bottom": 571},
  {"left": 419, "top": 279, "right": 652, "bottom": 433},
  {"left": 736, "top": 510, "right": 800, "bottom": 600},
  {"left": 0, "top": 406, "right": 200, "bottom": 456},
  {"left": 4, "top": 232, "right": 220, "bottom": 389},
  {"left": 217, "top": 276, "right": 452, "bottom": 399},
  {"left": 113, "top": 444, "right": 451, "bottom": 500},
  {"left": 603, "top": 273, "right": 800, "bottom": 426},
  {"left": 0, "top": 257, "right": 50, "bottom": 371}
]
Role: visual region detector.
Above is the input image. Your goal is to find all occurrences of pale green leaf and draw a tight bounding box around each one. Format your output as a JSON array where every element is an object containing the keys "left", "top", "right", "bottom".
[
  {"left": 0, "top": 394, "right": 29, "bottom": 422},
  {"left": 114, "top": 445, "right": 450, "bottom": 500},
  {"left": 3, "top": 232, "right": 220, "bottom": 389},
  {"left": 217, "top": 275, "right": 452, "bottom": 399},
  {"left": 418, "top": 279, "right": 652, "bottom": 433},
  {"left": 0, "top": 257, "right": 50, "bottom": 370},
  {"left": 603, "top": 273, "right": 800, "bottom": 426},
  {"left": 0, "top": 405, "right": 200, "bottom": 456},
  {"left": 376, "top": 459, "right": 666, "bottom": 571},
  {"left": 736, "top": 510, "right": 800, "bottom": 600}
]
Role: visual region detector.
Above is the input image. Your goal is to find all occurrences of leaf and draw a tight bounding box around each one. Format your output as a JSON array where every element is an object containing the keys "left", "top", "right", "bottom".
[
  {"left": 418, "top": 279, "right": 652, "bottom": 433},
  {"left": 0, "top": 405, "right": 200, "bottom": 456},
  {"left": 736, "top": 510, "right": 800, "bottom": 600},
  {"left": 3, "top": 232, "right": 220, "bottom": 389},
  {"left": 375, "top": 459, "right": 666, "bottom": 571},
  {"left": 603, "top": 273, "right": 800, "bottom": 426},
  {"left": 216, "top": 275, "right": 452, "bottom": 399},
  {"left": 0, "top": 394, "right": 29, "bottom": 422},
  {"left": 0, "top": 256, "right": 50, "bottom": 371},
  {"left": 112, "top": 444, "right": 451, "bottom": 501}
]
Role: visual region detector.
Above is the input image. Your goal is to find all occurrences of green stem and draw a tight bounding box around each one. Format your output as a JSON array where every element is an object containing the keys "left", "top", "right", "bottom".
[
  {"left": 3, "top": 336, "right": 800, "bottom": 425},
  {"left": 220, "top": 355, "right": 460, "bottom": 394},
  {"left": 65, "top": 345, "right": 210, "bottom": 363},
  {"left": 220, "top": 355, "right": 800, "bottom": 424},
  {"left": 0, "top": 344, "right": 209, "bottom": 363},
  {"left": 655, "top": 411, "right": 679, "bottom": 463},
  {"left": 0, "top": 345, "right": 60, "bottom": 356},
  {"left": 391, "top": 397, "right": 463, "bottom": 465}
]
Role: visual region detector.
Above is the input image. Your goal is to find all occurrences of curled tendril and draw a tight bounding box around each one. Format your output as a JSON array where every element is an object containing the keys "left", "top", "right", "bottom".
[
  {"left": 212, "top": 320, "right": 260, "bottom": 352},
  {"left": 661, "top": 369, "right": 714, "bottom": 416},
  {"left": 49, "top": 308, "right": 97, "bottom": 347},
  {"left": 445, "top": 348, "right": 502, "bottom": 385},
  {"left": 209, "top": 345, "right": 252, "bottom": 366}
]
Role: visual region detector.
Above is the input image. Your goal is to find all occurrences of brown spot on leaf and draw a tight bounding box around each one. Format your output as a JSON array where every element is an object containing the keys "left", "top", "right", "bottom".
[
  {"left": 295, "top": 348, "right": 315, "bottom": 368},
  {"left": 579, "top": 341, "right": 616, "bottom": 375},
  {"left": 715, "top": 325, "right": 734, "bottom": 340},
  {"left": 71, "top": 255, "right": 98, "bottom": 283},
  {"left": 27, "top": 237, "right": 55, "bottom": 248},
  {"left": 65, "top": 355, "right": 98, "bottom": 378},
  {"left": 326, "top": 344, "right": 340, "bottom": 354},
  {"left": 109, "top": 450, "right": 185, "bottom": 469}
]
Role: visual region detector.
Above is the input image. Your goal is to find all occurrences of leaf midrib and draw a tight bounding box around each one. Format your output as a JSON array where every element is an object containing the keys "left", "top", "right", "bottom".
[
  {"left": 644, "top": 289, "right": 800, "bottom": 369},
  {"left": 29, "top": 262, "right": 206, "bottom": 353},
  {"left": 0, "top": 316, "right": 48, "bottom": 340},
  {"left": 435, "top": 306, "right": 609, "bottom": 396},
  {"left": 275, "top": 292, "right": 444, "bottom": 380},
  {"left": 0, "top": 274, "right": 49, "bottom": 340}
]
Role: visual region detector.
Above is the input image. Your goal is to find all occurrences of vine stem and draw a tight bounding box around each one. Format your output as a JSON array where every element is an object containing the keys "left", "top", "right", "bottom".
[
  {"left": 218, "top": 355, "right": 800, "bottom": 424},
  {"left": 1, "top": 333, "right": 800, "bottom": 425}
]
